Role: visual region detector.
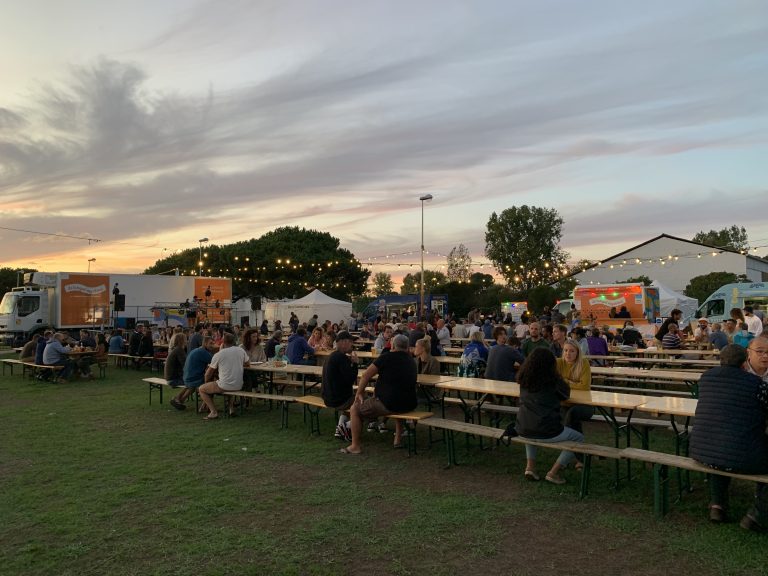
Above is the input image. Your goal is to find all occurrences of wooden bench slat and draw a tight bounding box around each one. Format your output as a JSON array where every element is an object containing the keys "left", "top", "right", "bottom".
[
  {"left": 622, "top": 448, "right": 768, "bottom": 483},
  {"left": 422, "top": 417, "right": 505, "bottom": 439}
]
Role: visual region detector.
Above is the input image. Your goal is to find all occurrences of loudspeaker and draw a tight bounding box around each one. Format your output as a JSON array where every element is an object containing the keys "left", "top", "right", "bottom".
[
  {"left": 125, "top": 317, "right": 136, "bottom": 330},
  {"left": 115, "top": 294, "right": 126, "bottom": 311}
]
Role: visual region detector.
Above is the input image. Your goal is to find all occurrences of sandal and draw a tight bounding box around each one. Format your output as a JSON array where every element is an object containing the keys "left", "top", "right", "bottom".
[
  {"left": 545, "top": 474, "right": 566, "bottom": 485},
  {"left": 524, "top": 470, "right": 540, "bottom": 481}
]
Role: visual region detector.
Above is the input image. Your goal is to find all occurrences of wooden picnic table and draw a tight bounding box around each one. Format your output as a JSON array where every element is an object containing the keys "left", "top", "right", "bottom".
[
  {"left": 609, "top": 347, "right": 719, "bottom": 357},
  {"left": 587, "top": 355, "right": 718, "bottom": 369}
]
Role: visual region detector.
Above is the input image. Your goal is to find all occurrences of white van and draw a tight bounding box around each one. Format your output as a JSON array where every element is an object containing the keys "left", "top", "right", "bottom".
[{"left": 695, "top": 282, "right": 768, "bottom": 324}]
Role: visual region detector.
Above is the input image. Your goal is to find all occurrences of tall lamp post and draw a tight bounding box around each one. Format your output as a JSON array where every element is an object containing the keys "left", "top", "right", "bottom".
[
  {"left": 419, "top": 194, "right": 433, "bottom": 321},
  {"left": 87, "top": 258, "right": 96, "bottom": 273},
  {"left": 198, "top": 237, "right": 209, "bottom": 277}
]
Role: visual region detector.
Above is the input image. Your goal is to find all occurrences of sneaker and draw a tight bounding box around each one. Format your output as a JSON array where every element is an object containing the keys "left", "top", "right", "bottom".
[
  {"left": 740, "top": 514, "right": 765, "bottom": 533},
  {"left": 378, "top": 422, "right": 389, "bottom": 434},
  {"left": 341, "top": 422, "right": 352, "bottom": 442},
  {"left": 334, "top": 424, "right": 345, "bottom": 439},
  {"left": 367, "top": 422, "right": 378, "bottom": 432}
]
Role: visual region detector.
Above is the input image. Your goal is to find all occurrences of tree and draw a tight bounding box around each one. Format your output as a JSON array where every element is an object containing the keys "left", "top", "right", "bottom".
[
  {"left": 144, "top": 227, "right": 369, "bottom": 301},
  {"left": 692, "top": 226, "right": 749, "bottom": 252},
  {"left": 485, "top": 206, "right": 569, "bottom": 292},
  {"left": 0, "top": 267, "right": 37, "bottom": 298},
  {"left": 371, "top": 272, "right": 395, "bottom": 296},
  {"left": 684, "top": 271, "right": 749, "bottom": 304},
  {"left": 400, "top": 270, "right": 447, "bottom": 295},
  {"left": 446, "top": 244, "right": 472, "bottom": 283},
  {"left": 616, "top": 275, "right": 652, "bottom": 286}
]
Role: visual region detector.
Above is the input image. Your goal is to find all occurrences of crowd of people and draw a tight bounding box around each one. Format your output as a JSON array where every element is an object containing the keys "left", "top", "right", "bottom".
[{"left": 12, "top": 302, "right": 768, "bottom": 531}]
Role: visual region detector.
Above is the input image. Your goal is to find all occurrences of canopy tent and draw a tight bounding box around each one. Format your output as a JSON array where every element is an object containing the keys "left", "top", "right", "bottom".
[
  {"left": 651, "top": 280, "right": 698, "bottom": 320},
  {"left": 264, "top": 290, "right": 352, "bottom": 327}
]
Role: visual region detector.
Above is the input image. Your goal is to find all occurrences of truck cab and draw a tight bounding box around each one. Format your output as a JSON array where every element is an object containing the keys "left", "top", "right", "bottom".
[{"left": 0, "top": 287, "right": 50, "bottom": 345}]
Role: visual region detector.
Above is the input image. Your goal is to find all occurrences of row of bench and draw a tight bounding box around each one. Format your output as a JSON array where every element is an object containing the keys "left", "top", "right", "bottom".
[
  {"left": 138, "top": 376, "right": 767, "bottom": 519},
  {"left": 2, "top": 357, "right": 108, "bottom": 381}
]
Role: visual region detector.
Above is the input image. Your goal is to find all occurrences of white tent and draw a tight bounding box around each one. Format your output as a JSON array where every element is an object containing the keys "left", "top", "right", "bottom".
[
  {"left": 651, "top": 280, "right": 698, "bottom": 320},
  {"left": 264, "top": 290, "right": 352, "bottom": 326}
]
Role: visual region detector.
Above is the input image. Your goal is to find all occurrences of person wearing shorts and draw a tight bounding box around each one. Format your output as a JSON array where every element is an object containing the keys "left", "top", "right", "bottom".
[
  {"left": 341, "top": 334, "right": 417, "bottom": 454},
  {"left": 198, "top": 333, "right": 250, "bottom": 420}
]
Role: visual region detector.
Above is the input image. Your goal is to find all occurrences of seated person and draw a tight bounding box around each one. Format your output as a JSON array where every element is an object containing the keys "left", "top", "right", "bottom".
[
  {"left": 36, "top": 330, "right": 53, "bottom": 365},
  {"left": 485, "top": 329, "right": 524, "bottom": 382},
  {"left": 690, "top": 344, "right": 768, "bottom": 531},
  {"left": 693, "top": 318, "right": 712, "bottom": 345},
  {"left": 734, "top": 323, "right": 754, "bottom": 348},
  {"left": 620, "top": 321, "right": 645, "bottom": 348},
  {"left": 286, "top": 327, "right": 315, "bottom": 365},
  {"left": 20, "top": 335, "right": 40, "bottom": 363},
  {"left": 108, "top": 329, "right": 125, "bottom": 353},
  {"left": 321, "top": 331, "right": 359, "bottom": 441},
  {"left": 198, "top": 333, "right": 250, "bottom": 419},
  {"left": 661, "top": 323, "right": 683, "bottom": 350},
  {"left": 76, "top": 329, "right": 97, "bottom": 379},
  {"left": 413, "top": 335, "right": 440, "bottom": 375},
  {"left": 164, "top": 333, "right": 188, "bottom": 388},
  {"left": 41, "top": 332, "right": 74, "bottom": 382},
  {"left": 171, "top": 336, "right": 215, "bottom": 410},
  {"left": 342, "top": 334, "right": 417, "bottom": 454},
  {"left": 708, "top": 323, "right": 729, "bottom": 351},
  {"left": 556, "top": 340, "right": 594, "bottom": 459}
]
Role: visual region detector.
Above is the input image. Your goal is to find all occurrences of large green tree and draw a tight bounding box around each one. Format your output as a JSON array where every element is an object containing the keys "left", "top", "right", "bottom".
[
  {"left": 684, "top": 271, "right": 749, "bottom": 303},
  {"left": 616, "top": 275, "right": 653, "bottom": 286},
  {"left": 485, "top": 206, "right": 569, "bottom": 292},
  {"left": 400, "top": 270, "right": 447, "bottom": 295},
  {"left": 144, "top": 227, "right": 369, "bottom": 300},
  {"left": 371, "top": 272, "right": 395, "bottom": 296},
  {"left": 0, "top": 267, "right": 37, "bottom": 298},
  {"left": 446, "top": 244, "right": 472, "bottom": 283},
  {"left": 692, "top": 226, "right": 749, "bottom": 252}
]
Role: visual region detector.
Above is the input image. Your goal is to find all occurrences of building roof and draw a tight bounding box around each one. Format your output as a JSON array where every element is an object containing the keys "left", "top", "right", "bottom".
[{"left": 555, "top": 233, "right": 766, "bottom": 284}]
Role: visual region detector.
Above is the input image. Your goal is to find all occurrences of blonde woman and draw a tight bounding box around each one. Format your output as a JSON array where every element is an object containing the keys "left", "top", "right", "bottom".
[
  {"left": 556, "top": 339, "right": 594, "bottom": 467},
  {"left": 164, "top": 332, "right": 188, "bottom": 388},
  {"left": 414, "top": 336, "right": 440, "bottom": 375}
]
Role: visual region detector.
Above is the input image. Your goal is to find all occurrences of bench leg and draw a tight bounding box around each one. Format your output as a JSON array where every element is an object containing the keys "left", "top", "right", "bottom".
[
  {"left": 305, "top": 406, "right": 321, "bottom": 435},
  {"left": 579, "top": 454, "right": 593, "bottom": 499},
  {"left": 280, "top": 401, "right": 289, "bottom": 429},
  {"left": 653, "top": 464, "right": 670, "bottom": 518}
]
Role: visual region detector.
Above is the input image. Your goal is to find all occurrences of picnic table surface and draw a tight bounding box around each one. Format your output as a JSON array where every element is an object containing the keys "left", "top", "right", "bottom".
[
  {"left": 609, "top": 347, "right": 719, "bottom": 357},
  {"left": 636, "top": 396, "right": 697, "bottom": 418},
  {"left": 587, "top": 355, "right": 718, "bottom": 367},
  {"left": 592, "top": 366, "right": 702, "bottom": 382}
]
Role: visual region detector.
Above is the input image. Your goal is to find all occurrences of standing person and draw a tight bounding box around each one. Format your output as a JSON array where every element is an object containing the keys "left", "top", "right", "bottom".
[
  {"left": 656, "top": 309, "right": 683, "bottom": 343},
  {"left": 413, "top": 336, "right": 440, "bottom": 375},
  {"left": 341, "top": 334, "right": 417, "bottom": 454},
  {"left": 172, "top": 336, "right": 216, "bottom": 410},
  {"left": 690, "top": 345, "right": 768, "bottom": 531},
  {"left": 556, "top": 340, "right": 594, "bottom": 440},
  {"left": 744, "top": 306, "right": 764, "bottom": 337},
  {"left": 164, "top": 333, "right": 187, "bottom": 388},
  {"left": 198, "top": 333, "right": 250, "bottom": 420},
  {"left": 321, "top": 331, "right": 359, "bottom": 441},
  {"left": 514, "top": 348, "right": 584, "bottom": 485}
]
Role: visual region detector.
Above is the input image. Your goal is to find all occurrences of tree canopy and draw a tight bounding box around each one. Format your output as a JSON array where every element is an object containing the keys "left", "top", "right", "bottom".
[
  {"left": 371, "top": 272, "right": 395, "bottom": 296},
  {"left": 400, "top": 270, "right": 447, "bottom": 295},
  {"left": 616, "top": 275, "right": 653, "bottom": 286},
  {"left": 144, "top": 227, "right": 369, "bottom": 300},
  {"left": 684, "top": 271, "right": 749, "bottom": 304},
  {"left": 0, "top": 267, "right": 36, "bottom": 299},
  {"left": 692, "top": 226, "right": 749, "bottom": 252},
  {"left": 485, "top": 206, "right": 569, "bottom": 292},
  {"left": 446, "top": 244, "right": 472, "bottom": 283}
]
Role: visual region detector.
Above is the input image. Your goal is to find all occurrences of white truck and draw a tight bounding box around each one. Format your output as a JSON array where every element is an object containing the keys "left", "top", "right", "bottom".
[{"left": 0, "top": 272, "right": 232, "bottom": 345}]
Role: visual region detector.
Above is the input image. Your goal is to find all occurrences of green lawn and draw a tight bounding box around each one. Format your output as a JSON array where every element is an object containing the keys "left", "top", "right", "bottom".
[{"left": 1, "top": 358, "right": 765, "bottom": 576}]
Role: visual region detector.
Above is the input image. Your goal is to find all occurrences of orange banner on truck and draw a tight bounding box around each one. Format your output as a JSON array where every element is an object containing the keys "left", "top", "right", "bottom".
[{"left": 60, "top": 274, "right": 110, "bottom": 326}]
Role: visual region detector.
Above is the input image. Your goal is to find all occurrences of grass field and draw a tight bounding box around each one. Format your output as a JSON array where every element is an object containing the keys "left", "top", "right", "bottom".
[{"left": 1, "top": 356, "right": 766, "bottom": 576}]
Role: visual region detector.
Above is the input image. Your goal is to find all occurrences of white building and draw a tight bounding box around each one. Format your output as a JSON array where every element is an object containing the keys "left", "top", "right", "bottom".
[{"left": 569, "top": 234, "right": 768, "bottom": 293}]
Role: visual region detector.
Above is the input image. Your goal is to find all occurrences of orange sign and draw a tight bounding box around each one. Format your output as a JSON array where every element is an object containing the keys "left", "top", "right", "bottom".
[
  {"left": 60, "top": 274, "right": 110, "bottom": 326},
  {"left": 194, "top": 278, "right": 231, "bottom": 302}
]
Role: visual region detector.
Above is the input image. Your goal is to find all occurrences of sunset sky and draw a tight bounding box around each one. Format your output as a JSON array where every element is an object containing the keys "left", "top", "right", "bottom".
[{"left": 2, "top": 0, "right": 767, "bottom": 287}]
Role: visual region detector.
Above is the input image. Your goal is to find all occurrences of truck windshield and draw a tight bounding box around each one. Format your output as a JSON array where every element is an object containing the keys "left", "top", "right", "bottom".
[
  {"left": 0, "top": 294, "right": 17, "bottom": 315},
  {"left": 700, "top": 299, "right": 725, "bottom": 318}
]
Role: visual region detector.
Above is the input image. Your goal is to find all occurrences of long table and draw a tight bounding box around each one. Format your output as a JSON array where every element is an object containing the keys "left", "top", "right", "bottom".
[{"left": 591, "top": 366, "right": 701, "bottom": 397}]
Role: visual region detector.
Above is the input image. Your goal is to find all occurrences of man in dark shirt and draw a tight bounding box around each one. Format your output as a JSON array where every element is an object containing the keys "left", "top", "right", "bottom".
[
  {"left": 321, "top": 331, "right": 359, "bottom": 441},
  {"left": 485, "top": 329, "right": 524, "bottom": 382},
  {"left": 655, "top": 309, "right": 682, "bottom": 343},
  {"left": 342, "top": 334, "right": 417, "bottom": 454},
  {"left": 188, "top": 323, "right": 204, "bottom": 351}
]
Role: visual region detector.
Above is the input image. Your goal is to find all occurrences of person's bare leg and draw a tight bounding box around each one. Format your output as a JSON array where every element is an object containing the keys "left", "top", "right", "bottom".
[
  {"left": 344, "top": 403, "right": 363, "bottom": 454},
  {"left": 199, "top": 386, "right": 218, "bottom": 418},
  {"left": 394, "top": 420, "right": 404, "bottom": 447}
]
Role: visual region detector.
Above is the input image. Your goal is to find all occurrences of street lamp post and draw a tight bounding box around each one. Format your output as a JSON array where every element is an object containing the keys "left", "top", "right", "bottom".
[
  {"left": 87, "top": 258, "right": 96, "bottom": 273},
  {"left": 419, "top": 194, "right": 433, "bottom": 321},
  {"left": 198, "top": 238, "right": 209, "bottom": 277}
]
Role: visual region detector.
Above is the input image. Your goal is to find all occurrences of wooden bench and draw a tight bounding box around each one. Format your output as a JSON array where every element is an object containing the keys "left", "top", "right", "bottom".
[
  {"left": 508, "top": 437, "right": 628, "bottom": 498},
  {"left": 21, "top": 362, "right": 65, "bottom": 382},
  {"left": 222, "top": 390, "right": 298, "bottom": 428},
  {"left": 141, "top": 377, "right": 187, "bottom": 406},
  {"left": 1, "top": 358, "right": 23, "bottom": 376},
  {"left": 621, "top": 448, "right": 768, "bottom": 518},
  {"left": 421, "top": 417, "right": 506, "bottom": 467},
  {"left": 295, "top": 395, "right": 433, "bottom": 454},
  {"left": 109, "top": 353, "right": 132, "bottom": 368}
]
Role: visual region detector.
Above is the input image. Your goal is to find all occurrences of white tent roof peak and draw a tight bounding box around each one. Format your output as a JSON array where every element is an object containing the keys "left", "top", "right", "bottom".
[{"left": 291, "top": 289, "right": 350, "bottom": 306}]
